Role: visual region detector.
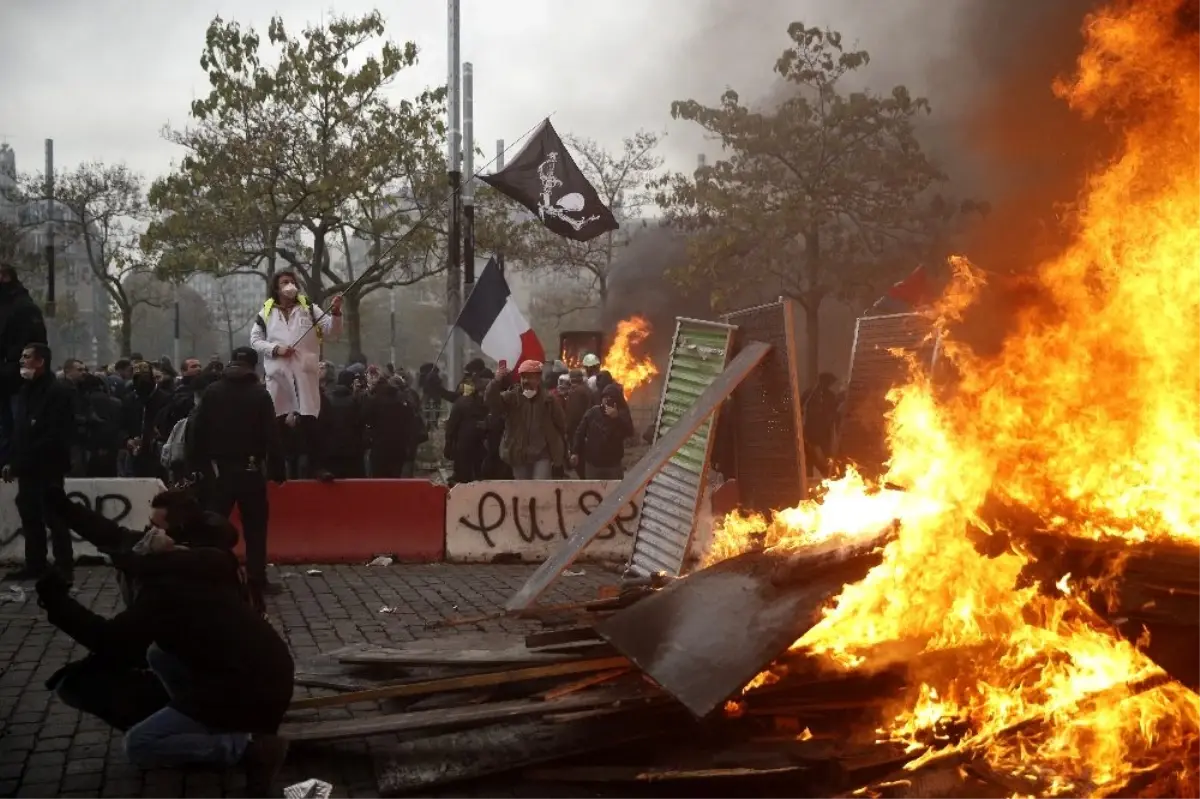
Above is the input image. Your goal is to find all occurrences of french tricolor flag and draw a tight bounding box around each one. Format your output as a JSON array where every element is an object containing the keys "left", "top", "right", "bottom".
[{"left": 458, "top": 257, "right": 546, "bottom": 366}]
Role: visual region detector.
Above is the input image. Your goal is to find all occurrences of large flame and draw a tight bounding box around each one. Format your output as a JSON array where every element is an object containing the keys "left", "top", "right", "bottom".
[
  {"left": 712, "top": 0, "right": 1200, "bottom": 793},
  {"left": 603, "top": 316, "right": 658, "bottom": 398}
]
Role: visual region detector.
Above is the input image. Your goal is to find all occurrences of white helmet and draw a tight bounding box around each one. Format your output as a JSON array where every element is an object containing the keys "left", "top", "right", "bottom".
[{"left": 581, "top": 353, "right": 601, "bottom": 368}]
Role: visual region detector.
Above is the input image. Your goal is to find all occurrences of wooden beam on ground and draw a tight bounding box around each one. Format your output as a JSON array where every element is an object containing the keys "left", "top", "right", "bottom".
[
  {"left": 506, "top": 341, "right": 773, "bottom": 612},
  {"left": 375, "top": 704, "right": 679, "bottom": 796},
  {"left": 288, "top": 656, "right": 630, "bottom": 711},
  {"left": 282, "top": 687, "right": 646, "bottom": 743},
  {"left": 336, "top": 644, "right": 579, "bottom": 667},
  {"left": 539, "top": 668, "right": 631, "bottom": 701}
]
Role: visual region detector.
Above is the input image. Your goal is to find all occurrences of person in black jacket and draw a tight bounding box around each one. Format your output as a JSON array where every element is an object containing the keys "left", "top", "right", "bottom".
[
  {"left": 0, "top": 265, "right": 48, "bottom": 467},
  {"left": 4, "top": 343, "right": 75, "bottom": 582},
  {"left": 120, "top": 361, "right": 171, "bottom": 478},
  {"left": 43, "top": 487, "right": 241, "bottom": 732},
  {"left": 81, "top": 374, "right": 124, "bottom": 477},
  {"left": 321, "top": 369, "right": 365, "bottom": 478},
  {"left": 188, "top": 347, "right": 285, "bottom": 601},
  {"left": 363, "top": 377, "right": 424, "bottom": 477},
  {"left": 443, "top": 377, "right": 488, "bottom": 485},
  {"left": 571, "top": 383, "right": 635, "bottom": 480},
  {"left": 34, "top": 498, "right": 293, "bottom": 795}
]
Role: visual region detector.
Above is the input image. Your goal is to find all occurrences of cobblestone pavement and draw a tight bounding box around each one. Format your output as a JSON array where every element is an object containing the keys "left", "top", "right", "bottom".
[{"left": 0, "top": 563, "right": 621, "bottom": 798}]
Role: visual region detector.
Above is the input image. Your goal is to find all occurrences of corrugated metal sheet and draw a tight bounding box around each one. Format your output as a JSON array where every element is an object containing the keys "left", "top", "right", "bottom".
[
  {"left": 628, "top": 318, "right": 735, "bottom": 577},
  {"left": 839, "top": 312, "right": 940, "bottom": 477},
  {"left": 721, "top": 299, "right": 807, "bottom": 513}
]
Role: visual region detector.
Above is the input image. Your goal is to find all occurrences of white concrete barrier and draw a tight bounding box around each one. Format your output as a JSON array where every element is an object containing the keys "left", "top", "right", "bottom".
[
  {"left": 445, "top": 480, "right": 645, "bottom": 563},
  {"left": 0, "top": 478, "right": 165, "bottom": 564}
]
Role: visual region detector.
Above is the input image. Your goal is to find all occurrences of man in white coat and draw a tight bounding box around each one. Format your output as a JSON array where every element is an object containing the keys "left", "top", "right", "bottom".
[{"left": 249, "top": 270, "right": 343, "bottom": 480}]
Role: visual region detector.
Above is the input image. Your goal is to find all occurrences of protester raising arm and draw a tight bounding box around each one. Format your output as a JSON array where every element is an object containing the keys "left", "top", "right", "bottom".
[{"left": 44, "top": 483, "right": 144, "bottom": 554}]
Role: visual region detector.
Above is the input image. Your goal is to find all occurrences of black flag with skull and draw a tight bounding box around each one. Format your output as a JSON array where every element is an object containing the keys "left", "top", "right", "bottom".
[{"left": 481, "top": 119, "right": 619, "bottom": 243}]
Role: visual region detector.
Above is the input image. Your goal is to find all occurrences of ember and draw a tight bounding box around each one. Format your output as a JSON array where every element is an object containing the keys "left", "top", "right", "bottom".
[
  {"left": 602, "top": 316, "right": 657, "bottom": 398},
  {"left": 707, "top": 0, "right": 1200, "bottom": 794}
]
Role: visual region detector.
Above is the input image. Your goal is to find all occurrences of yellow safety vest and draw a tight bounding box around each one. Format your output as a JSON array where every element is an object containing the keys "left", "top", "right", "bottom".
[{"left": 258, "top": 296, "right": 324, "bottom": 344}]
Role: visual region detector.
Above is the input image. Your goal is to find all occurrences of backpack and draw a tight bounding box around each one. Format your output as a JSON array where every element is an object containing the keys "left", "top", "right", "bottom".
[{"left": 161, "top": 416, "right": 189, "bottom": 469}]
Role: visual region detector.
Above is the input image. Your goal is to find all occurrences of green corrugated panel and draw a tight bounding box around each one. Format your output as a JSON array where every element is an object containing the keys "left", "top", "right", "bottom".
[{"left": 629, "top": 318, "right": 736, "bottom": 578}]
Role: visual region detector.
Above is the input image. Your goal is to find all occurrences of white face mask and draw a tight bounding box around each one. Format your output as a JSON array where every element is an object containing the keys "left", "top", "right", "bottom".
[
  {"left": 522, "top": 389, "right": 537, "bottom": 399},
  {"left": 280, "top": 284, "right": 299, "bottom": 299},
  {"left": 19, "top": 367, "right": 34, "bottom": 380}
]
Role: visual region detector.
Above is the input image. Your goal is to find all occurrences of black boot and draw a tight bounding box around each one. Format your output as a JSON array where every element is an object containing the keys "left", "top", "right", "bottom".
[{"left": 242, "top": 733, "right": 289, "bottom": 797}]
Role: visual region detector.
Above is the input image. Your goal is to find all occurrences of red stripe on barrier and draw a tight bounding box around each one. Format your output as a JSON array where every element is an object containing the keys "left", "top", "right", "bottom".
[{"left": 231, "top": 479, "right": 446, "bottom": 564}]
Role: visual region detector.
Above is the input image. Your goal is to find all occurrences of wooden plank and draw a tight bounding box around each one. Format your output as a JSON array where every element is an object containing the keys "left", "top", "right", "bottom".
[
  {"left": 525, "top": 765, "right": 806, "bottom": 782},
  {"left": 525, "top": 626, "right": 602, "bottom": 649},
  {"left": 288, "top": 656, "right": 631, "bottom": 711},
  {"left": 539, "top": 668, "right": 631, "bottom": 701},
  {"left": 506, "top": 341, "right": 773, "bottom": 611},
  {"left": 781, "top": 298, "right": 808, "bottom": 498},
  {"left": 283, "top": 687, "right": 644, "bottom": 743},
  {"left": 337, "top": 645, "right": 576, "bottom": 667},
  {"left": 375, "top": 705, "right": 673, "bottom": 795}
]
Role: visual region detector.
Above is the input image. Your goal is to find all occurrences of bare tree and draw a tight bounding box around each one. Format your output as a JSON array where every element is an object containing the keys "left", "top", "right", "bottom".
[{"left": 25, "top": 163, "right": 161, "bottom": 355}]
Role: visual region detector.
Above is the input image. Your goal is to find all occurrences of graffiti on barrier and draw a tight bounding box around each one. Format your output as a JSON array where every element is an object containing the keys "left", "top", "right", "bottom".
[
  {"left": 0, "top": 478, "right": 165, "bottom": 563},
  {"left": 445, "top": 481, "right": 642, "bottom": 562}
]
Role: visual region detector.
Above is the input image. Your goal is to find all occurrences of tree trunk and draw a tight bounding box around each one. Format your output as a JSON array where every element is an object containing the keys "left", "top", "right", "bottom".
[
  {"left": 803, "top": 225, "right": 823, "bottom": 386},
  {"left": 346, "top": 291, "right": 364, "bottom": 360},
  {"left": 804, "top": 296, "right": 821, "bottom": 387},
  {"left": 120, "top": 307, "right": 133, "bottom": 357}
]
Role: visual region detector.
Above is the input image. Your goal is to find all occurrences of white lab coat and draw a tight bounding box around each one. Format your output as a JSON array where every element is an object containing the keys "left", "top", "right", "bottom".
[{"left": 249, "top": 301, "right": 341, "bottom": 418}]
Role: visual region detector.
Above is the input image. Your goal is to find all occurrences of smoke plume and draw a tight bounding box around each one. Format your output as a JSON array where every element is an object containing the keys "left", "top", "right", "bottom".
[{"left": 606, "top": 0, "right": 1114, "bottom": 371}]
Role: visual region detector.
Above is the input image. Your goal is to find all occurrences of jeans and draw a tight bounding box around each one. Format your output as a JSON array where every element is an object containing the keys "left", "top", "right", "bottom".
[
  {"left": 511, "top": 459, "right": 553, "bottom": 480},
  {"left": 123, "top": 645, "right": 249, "bottom": 770}
]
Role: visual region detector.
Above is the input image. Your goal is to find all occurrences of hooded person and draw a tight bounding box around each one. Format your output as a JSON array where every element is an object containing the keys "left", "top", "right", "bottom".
[
  {"left": 187, "top": 346, "right": 286, "bottom": 602},
  {"left": 0, "top": 264, "right": 48, "bottom": 465},
  {"left": 571, "top": 382, "right": 635, "bottom": 480},
  {"left": 485, "top": 359, "right": 567, "bottom": 480},
  {"left": 119, "top": 360, "right": 172, "bottom": 478},
  {"left": 248, "top": 271, "right": 342, "bottom": 481},
  {"left": 321, "top": 369, "right": 366, "bottom": 478},
  {"left": 41, "top": 486, "right": 243, "bottom": 733},
  {"left": 35, "top": 486, "right": 293, "bottom": 796},
  {"left": 444, "top": 376, "right": 488, "bottom": 485}
]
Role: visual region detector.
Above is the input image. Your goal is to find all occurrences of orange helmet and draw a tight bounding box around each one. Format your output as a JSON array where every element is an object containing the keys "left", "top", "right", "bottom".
[{"left": 517, "top": 359, "right": 543, "bottom": 374}]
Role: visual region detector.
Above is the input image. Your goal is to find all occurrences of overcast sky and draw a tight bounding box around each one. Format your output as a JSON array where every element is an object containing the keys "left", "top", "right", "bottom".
[{"left": 0, "top": 0, "right": 968, "bottom": 183}]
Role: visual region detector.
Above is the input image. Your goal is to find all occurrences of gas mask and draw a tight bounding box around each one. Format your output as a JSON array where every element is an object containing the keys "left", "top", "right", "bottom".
[{"left": 280, "top": 283, "right": 299, "bottom": 299}]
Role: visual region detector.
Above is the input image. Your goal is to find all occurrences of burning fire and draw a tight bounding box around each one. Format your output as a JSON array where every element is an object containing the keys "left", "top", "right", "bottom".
[
  {"left": 710, "top": 0, "right": 1200, "bottom": 794},
  {"left": 604, "top": 316, "right": 658, "bottom": 398}
]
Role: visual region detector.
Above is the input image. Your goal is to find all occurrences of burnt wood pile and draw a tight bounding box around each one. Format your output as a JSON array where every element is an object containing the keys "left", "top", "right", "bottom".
[{"left": 281, "top": 532, "right": 1199, "bottom": 797}]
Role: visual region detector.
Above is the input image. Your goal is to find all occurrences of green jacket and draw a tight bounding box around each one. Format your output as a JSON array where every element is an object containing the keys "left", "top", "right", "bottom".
[{"left": 486, "top": 378, "right": 567, "bottom": 467}]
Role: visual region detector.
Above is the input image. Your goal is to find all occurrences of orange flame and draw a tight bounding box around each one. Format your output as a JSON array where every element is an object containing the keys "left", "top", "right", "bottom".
[
  {"left": 708, "top": 0, "right": 1200, "bottom": 793},
  {"left": 603, "top": 316, "right": 658, "bottom": 398}
]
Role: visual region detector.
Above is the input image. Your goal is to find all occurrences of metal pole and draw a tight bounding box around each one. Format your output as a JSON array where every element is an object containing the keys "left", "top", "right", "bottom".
[
  {"left": 462, "top": 63, "right": 475, "bottom": 288},
  {"left": 43, "top": 139, "right": 55, "bottom": 319},
  {"left": 445, "top": 0, "right": 463, "bottom": 382},
  {"left": 389, "top": 286, "right": 397, "bottom": 366},
  {"left": 494, "top": 138, "right": 505, "bottom": 276},
  {"left": 172, "top": 284, "right": 181, "bottom": 367}
]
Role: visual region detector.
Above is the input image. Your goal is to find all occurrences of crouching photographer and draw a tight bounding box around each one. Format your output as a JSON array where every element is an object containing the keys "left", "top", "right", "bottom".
[{"left": 35, "top": 486, "right": 295, "bottom": 796}]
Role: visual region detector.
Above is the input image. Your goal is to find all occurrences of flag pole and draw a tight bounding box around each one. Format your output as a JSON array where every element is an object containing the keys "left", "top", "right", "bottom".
[
  {"left": 445, "top": 0, "right": 464, "bottom": 387},
  {"left": 285, "top": 116, "right": 550, "bottom": 351}
]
